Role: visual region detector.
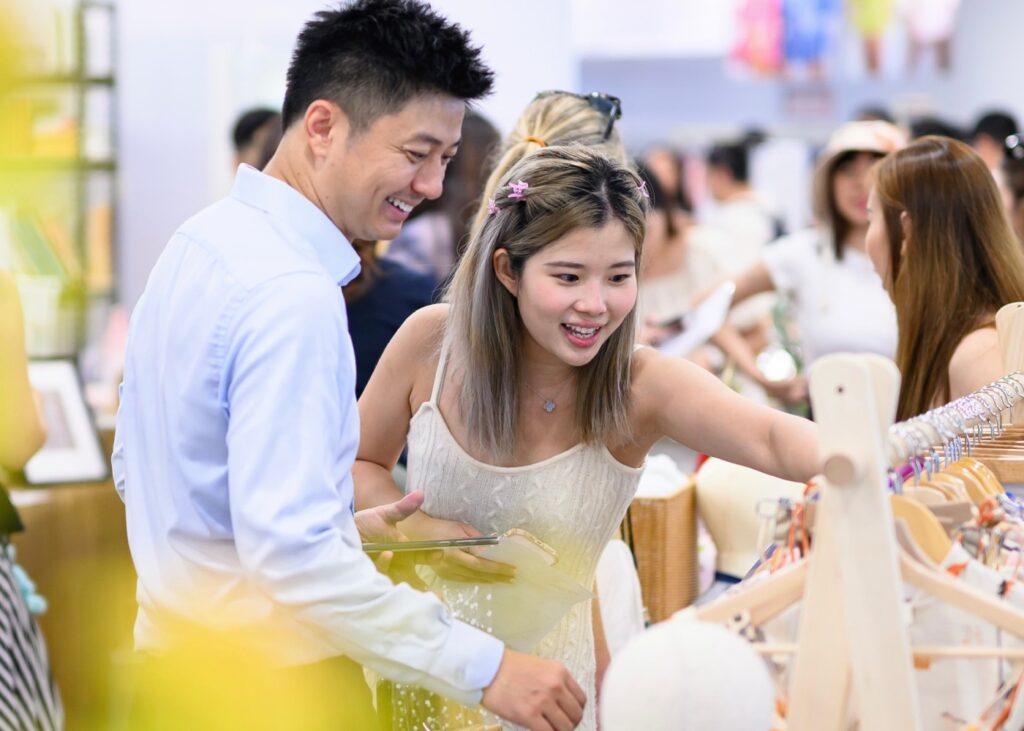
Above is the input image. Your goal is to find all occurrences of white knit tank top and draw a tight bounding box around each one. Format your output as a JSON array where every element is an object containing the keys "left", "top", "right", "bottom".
[{"left": 401, "top": 346, "right": 643, "bottom": 730}]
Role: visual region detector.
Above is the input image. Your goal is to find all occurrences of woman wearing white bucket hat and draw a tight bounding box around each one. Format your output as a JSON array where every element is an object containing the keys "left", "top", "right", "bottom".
[{"left": 700, "top": 120, "right": 905, "bottom": 400}]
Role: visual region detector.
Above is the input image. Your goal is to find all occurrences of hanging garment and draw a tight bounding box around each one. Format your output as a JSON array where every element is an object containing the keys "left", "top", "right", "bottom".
[
  {"left": 732, "top": 0, "right": 785, "bottom": 75},
  {"left": 782, "top": 0, "right": 843, "bottom": 64}
]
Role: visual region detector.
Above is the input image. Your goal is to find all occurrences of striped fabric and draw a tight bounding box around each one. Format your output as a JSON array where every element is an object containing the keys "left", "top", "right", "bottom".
[{"left": 0, "top": 542, "right": 62, "bottom": 731}]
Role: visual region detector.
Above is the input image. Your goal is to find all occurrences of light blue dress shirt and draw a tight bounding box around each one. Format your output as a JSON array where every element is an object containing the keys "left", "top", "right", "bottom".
[{"left": 112, "top": 165, "right": 503, "bottom": 705}]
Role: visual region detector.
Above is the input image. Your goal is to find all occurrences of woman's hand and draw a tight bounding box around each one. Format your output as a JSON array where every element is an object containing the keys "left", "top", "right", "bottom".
[
  {"left": 403, "top": 512, "right": 517, "bottom": 584},
  {"left": 761, "top": 374, "right": 809, "bottom": 405}
]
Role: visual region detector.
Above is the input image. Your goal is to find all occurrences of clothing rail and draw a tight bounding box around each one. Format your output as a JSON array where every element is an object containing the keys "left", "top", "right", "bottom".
[{"left": 885, "top": 372, "right": 1024, "bottom": 472}]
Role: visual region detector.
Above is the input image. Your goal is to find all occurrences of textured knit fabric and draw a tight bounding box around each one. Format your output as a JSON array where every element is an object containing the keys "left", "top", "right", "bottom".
[{"left": 392, "top": 346, "right": 644, "bottom": 730}]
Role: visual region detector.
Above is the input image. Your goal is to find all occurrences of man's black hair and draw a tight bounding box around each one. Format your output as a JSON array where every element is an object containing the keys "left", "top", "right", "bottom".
[
  {"left": 972, "top": 111, "right": 1019, "bottom": 144},
  {"left": 281, "top": 0, "right": 494, "bottom": 132},
  {"left": 232, "top": 108, "right": 279, "bottom": 151}
]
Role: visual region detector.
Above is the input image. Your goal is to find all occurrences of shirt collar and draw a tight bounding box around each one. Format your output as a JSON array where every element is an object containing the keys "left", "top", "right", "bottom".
[{"left": 230, "top": 164, "right": 361, "bottom": 286}]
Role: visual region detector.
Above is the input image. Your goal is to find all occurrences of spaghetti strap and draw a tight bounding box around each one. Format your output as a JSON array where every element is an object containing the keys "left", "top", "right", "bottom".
[{"left": 429, "top": 341, "right": 450, "bottom": 405}]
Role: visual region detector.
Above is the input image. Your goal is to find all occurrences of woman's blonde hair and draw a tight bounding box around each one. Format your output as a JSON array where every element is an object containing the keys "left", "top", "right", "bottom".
[
  {"left": 444, "top": 145, "right": 649, "bottom": 460},
  {"left": 469, "top": 93, "right": 628, "bottom": 237},
  {"left": 874, "top": 136, "right": 1024, "bottom": 419}
]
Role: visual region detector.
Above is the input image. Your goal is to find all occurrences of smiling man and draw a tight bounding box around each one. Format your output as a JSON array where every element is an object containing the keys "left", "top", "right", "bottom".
[{"left": 113, "top": 1, "right": 585, "bottom": 728}]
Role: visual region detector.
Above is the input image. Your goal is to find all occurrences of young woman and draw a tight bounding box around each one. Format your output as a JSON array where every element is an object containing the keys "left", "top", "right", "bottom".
[
  {"left": 704, "top": 121, "right": 904, "bottom": 397},
  {"left": 865, "top": 135, "right": 1024, "bottom": 419},
  {"left": 355, "top": 147, "right": 818, "bottom": 730}
]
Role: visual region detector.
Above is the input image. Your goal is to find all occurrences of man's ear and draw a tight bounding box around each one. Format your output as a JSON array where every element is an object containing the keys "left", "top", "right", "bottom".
[
  {"left": 899, "top": 210, "right": 911, "bottom": 258},
  {"left": 304, "top": 100, "right": 349, "bottom": 162},
  {"left": 492, "top": 249, "right": 518, "bottom": 297}
]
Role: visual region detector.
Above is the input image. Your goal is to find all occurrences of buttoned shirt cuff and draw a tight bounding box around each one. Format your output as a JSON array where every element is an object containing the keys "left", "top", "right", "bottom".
[{"left": 433, "top": 620, "right": 505, "bottom": 706}]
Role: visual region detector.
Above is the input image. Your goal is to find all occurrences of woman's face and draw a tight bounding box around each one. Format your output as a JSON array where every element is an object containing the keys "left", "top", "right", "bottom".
[
  {"left": 505, "top": 221, "right": 638, "bottom": 368},
  {"left": 832, "top": 152, "right": 877, "bottom": 228},
  {"left": 865, "top": 187, "right": 893, "bottom": 294}
]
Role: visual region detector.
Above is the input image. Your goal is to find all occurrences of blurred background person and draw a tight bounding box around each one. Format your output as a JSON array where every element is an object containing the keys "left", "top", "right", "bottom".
[
  {"left": 1002, "top": 133, "right": 1024, "bottom": 246},
  {"left": 345, "top": 240, "right": 437, "bottom": 399},
  {"left": 634, "top": 161, "right": 725, "bottom": 367},
  {"left": 704, "top": 132, "right": 780, "bottom": 265},
  {"left": 231, "top": 107, "right": 282, "bottom": 171},
  {"left": 700, "top": 120, "right": 904, "bottom": 404},
  {"left": 908, "top": 115, "right": 965, "bottom": 141},
  {"left": 640, "top": 144, "right": 694, "bottom": 219},
  {"left": 971, "top": 109, "right": 1018, "bottom": 172}
]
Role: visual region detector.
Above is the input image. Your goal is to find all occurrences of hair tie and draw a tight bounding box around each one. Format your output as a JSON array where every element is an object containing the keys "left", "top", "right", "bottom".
[
  {"left": 524, "top": 136, "right": 547, "bottom": 147},
  {"left": 487, "top": 198, "right": 500, "bottom": 216},
  {"left": 508, "top": 180, "right": 529, "bottom": 200},
  {"left": 638, "top": 179, "right": 650, "bottom": 199}
]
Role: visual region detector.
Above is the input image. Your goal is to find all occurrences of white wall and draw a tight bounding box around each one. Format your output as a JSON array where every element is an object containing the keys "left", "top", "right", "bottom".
[
  {"left": 116, "top": 0, "right": 574, "bottom": 309},
  {"left": 117, "top": 1, "right": 1024, "bottom": 308}
]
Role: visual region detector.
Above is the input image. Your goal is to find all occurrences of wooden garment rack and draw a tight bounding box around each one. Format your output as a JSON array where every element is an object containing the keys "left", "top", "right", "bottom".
[{"left": 779, "top": 303, "right": 1024, "bottom": 729}]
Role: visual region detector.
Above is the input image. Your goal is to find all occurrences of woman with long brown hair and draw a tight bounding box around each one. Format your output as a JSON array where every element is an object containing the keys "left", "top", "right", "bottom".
[{"left": 865, "top": 135, "right": 1024, "bottom": 419}]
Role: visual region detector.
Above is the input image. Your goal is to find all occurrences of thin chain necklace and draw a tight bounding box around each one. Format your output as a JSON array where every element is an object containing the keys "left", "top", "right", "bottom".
[{"left": 524, "top": 373, "right": 575, "bottom": 413}]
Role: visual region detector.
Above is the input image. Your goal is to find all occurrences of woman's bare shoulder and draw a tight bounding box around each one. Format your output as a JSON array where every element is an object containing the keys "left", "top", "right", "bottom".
[{"left": 949, "top": 326, "right": 1002, "bottom": 400}]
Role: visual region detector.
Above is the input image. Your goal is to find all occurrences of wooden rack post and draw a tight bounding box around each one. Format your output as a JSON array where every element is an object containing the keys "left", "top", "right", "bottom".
[
  {"left": 786, "top": 354, "right": 919, "bottom": 730},
  {"left": 998, "top": 302, "right": 1024, "bottom": 425}
]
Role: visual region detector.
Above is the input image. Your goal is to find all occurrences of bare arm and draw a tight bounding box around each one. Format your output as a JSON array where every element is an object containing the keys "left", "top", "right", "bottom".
[
  {"left": 691, "top": 261, "right": 776, "bottom": 310},
  {"left": 354, "top": 304, "right": 514, "bottom": 582},
  {"left": 709, "top": 325, "right": 807, "bottom": 404},
  {"left": 0, "top": 271, "right": 46, "bottom": 471},
  {"left": 355, "top": 305, "right": 442, "bottom": 514},
  {"left": 635, "top": 348, "right": 819, "bottom": 482}
]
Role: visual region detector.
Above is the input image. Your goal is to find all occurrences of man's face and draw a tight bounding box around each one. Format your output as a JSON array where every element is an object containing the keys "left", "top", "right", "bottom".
[{"left": 317, "top": 94, "right": 465, "bottom": 242}]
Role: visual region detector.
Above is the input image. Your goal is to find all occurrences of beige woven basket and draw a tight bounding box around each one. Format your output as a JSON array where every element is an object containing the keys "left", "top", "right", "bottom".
[{"left": 625, "top": 477, "right": 699, "bottom": 623}]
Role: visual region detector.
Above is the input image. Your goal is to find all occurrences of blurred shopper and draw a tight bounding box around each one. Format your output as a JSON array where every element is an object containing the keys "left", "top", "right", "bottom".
[
  {"left": 231, "top": 107, "right": 282, "bottom": 171},
  {"left": 971, "top": 110, "right": 1018, "bottom": 172},
  {"left": 698, "top": 121, "right": 904, "bottom": 399}
]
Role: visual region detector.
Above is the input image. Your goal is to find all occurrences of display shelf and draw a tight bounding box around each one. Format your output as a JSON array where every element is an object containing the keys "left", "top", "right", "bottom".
[{"left": 2, "top": 1, "right": 118, "bottom": 358}]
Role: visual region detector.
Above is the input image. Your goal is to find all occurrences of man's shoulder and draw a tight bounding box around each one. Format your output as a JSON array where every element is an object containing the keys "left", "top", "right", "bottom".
[{"left": 175, "top": 197, "right": 326, "bottom": 290}]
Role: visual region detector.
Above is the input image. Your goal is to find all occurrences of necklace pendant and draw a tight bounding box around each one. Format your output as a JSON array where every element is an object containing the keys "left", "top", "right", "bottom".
[{"left": 543, "top": 399, "right": 556, "bottom": 413}]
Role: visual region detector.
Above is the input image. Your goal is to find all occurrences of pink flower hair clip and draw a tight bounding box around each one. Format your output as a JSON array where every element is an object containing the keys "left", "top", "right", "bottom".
[
  {"left": 638, "top": 179, "right": 649, "bottom": 199},
  {"left": 487, "top": 198, "right": 500, "bottom": 216},
  {"left": 508, "top": 180, "right": 529, "bottom": 200}
]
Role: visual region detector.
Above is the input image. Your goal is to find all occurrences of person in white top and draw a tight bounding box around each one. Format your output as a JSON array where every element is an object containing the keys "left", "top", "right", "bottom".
[
  {"left": 702, "top": 120, "right": 905, "bottom": 401},
  {"left": 354, "top": 146, "right": 820, "bottom": 730},
  {"left": 112, "top": 2, "right": 586, "bottom": 729},
  {"left": 633, "top": 161, "right": 727, "bottom": 359}
]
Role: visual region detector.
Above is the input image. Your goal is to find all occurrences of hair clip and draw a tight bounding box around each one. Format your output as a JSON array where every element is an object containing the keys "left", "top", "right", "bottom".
[
  {"left": 509, "top": 180, "right": 529, "bottom": 200},
  {"left": 487, "top": 198, "right": 500, "bottom": 216},
  {"left": 638, "top": 179, "right": 649, "bottom": 199}
]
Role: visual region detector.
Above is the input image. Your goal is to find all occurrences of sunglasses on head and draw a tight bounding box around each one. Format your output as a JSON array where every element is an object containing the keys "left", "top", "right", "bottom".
[{"left": 533, "top": 90, "right": 623, "bottom": 141}]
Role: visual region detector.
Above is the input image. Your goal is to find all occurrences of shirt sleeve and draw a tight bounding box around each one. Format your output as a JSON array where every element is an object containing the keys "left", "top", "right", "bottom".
[{"left": 222, "top": 273, "right": 503, "bottom": 706}]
